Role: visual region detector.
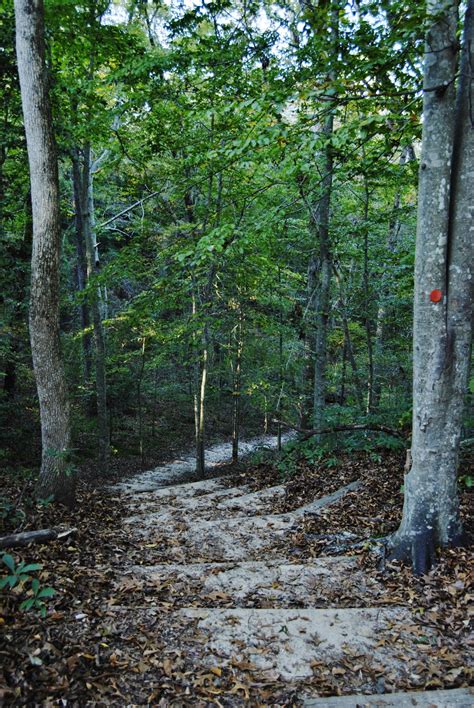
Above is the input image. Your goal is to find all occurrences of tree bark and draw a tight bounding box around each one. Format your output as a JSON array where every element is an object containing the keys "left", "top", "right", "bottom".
[
  {"left": 362, "top": 174, "right": 375, "bottom": 413},
  {"left": 389, "top": 0, "right": 473, "bottom": 574},
  {"left": 137, "top": 337, "right": 146, "bottom": 468},
  {"left": 305, "top": 0, "right": 339, "bottom": 433},
  {"left": 82, "top": 144, "right": 110, "bottom": 473},
  {"left": 312, "top": 109, "right": 334, "bottom": 432},
  {"left": 372, "top": 146, "right": 415, "bottom": 409},
  {"left": 14, "top": 0, "right": 75, "bottom": 507},
  {"left": 71, "top": 149, "right": 93, "bottom": 385},
  {"left": 334, "top": 267, "right": 365, "bottom": 410},
  {"left": 231, "top": 308, "right": 243, "bottom": 463}
]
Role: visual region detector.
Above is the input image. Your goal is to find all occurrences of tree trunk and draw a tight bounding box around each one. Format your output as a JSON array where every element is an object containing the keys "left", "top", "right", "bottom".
[
  {"left": 72, "top": 150, "right": 93, "bottom": 385},
  {"left": 137, "top": 337, "right": 146, "bottom": 468},
  {"left": 82, "top": 144, "right": 109, "bottom": 473},
  {"left": 300, "top": 255, "right": 317, "bottom": 429},
  {"left": 312, "top": 110, "right": 334, "bottom": 433},
  {"left": 389, "top": 0, "right": 473, "bottom": 574},
  {"left": 372, "top": 145, "right": 415, "bottom": 409},
  {"left": 191, "top": 281, "right": 209, "bottom": 479},
  {"left": 196, "top": 341, "right": 208, "bottom": 476},
  {"left": 193, "top": 166, "right": 221, "bottom": 475},
  {"left": 339, "top": 335, "right": 347, "bottom": 405},
  {"left": 362, "top": 175, "right": 374, "bottom": 413},
  {"left": 14, "top": 0, "right": 75, "bottom": 506},
  {"left": 278, "top": 296, "right": 284, "bottom": 452},
  {"left": 231, "top": 309, "right": 243, "bottom": 463},
  {"left": 309, "top": 1, "right": 339, "bottom": 433},
  {"left": 334, "top": 267, "right": 364, "bottom": 409}
]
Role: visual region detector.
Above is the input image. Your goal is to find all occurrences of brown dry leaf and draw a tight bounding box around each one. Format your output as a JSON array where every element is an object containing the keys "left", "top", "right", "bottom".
[
  {"left": 115, "top": 577, "right": 143, "bottom": 592},
  {"left": 230, "top": 681, "right": 250, "bottom": 699},
  {"left": 205, "top": 591, "right": 232, "bottom": 602},
  {"left": 231, "top": 659, "right": 258, "bottom": 671},
  {"left": 134, "top": 660, "right": 150, "bottom": 673},
  {"left": 161, "top": 658, "right": 174, "bottom": 676}
]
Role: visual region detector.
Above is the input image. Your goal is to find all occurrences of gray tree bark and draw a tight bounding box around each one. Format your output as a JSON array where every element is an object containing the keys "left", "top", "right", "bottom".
[
  {"left": 72, "top": 150, "right": 93, "bottom": 385},
  {"left": 15, "top": 0, "right": 75, "bottom": 506},
  {"left": 389, "top": 0, "right": 473, "bottom": 574},
  {"left": 312, "top": 111, "right": 333, "bottom": 432},
  {"left": 82, "top": 145, "right": 110, "bottom": 473},
  {"left": 334, "top": 263, "right": 365, "bottom": 410},
  {"left": 231, "top": 307, "right": 243, "bottom": 463},
  {"left": 362, "top": 174, "right": 375, "bottom": 413}
]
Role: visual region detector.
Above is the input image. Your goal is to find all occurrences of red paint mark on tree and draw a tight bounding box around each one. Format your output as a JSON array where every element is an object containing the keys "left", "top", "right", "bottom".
[{"left": 430, "top": 289, "right": 442, "bottom": 303}]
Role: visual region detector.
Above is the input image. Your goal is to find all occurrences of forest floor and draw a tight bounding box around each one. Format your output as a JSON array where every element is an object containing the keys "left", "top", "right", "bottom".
[{"left": 0, "top": 436, "right": 473, "bottom": 705}]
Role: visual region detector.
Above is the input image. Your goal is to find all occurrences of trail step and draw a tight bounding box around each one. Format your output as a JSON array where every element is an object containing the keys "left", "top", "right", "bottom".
[
  {"left": 178, "top": 606, "right": 414, "bottom": 681},
  {"left": 131, "top": 556, "right": 381, "bottom": 606},
  {"left": 124, "top": 480, "right": 361, "bottom": 560},
  {"left": 302, "top": 687, "right": 474, "bottom": 707},
  {"left": 114, "top": 472, "right": 227, "bottom": 495},
  {"left": 216, "top": 483, "right": 286, "bottom": 514},
  {"left": 125, "top": 480, "right": 250, "bottom": 515}
]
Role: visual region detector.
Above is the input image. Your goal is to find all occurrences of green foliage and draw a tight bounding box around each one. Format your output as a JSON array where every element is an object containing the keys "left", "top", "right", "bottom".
[
  {"left": 45, "top": 448, "right": 77, "bottom": 478},
  {"left": 36, "top": 495, "right": 54, "bottom": 508},
  {"left": 0, "top": 498, "right": 26, "bottom": 526},
  {"left": 0, "top": 0, "right": 429, "bottom": 478},
  {"left": 0, "top": 554, "right": 56, "bottom": 618},
  {"left": 459, "top": 475, "right": 473, "bottom": 490}
]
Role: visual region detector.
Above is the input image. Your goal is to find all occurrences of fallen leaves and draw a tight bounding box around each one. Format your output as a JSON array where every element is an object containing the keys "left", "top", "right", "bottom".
[{"left": 1, "top": 449, "right": 472, "bottom": 704}]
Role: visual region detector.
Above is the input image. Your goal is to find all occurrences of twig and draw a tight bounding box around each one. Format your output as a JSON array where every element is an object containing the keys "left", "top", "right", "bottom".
[{"left": 272, "top": 419, "right": 406, "bottom": 441}]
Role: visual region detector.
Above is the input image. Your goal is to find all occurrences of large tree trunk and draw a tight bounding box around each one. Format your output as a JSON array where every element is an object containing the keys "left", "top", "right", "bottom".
[
  {"left": 15, "top": 0, "right": 75, "bottom": 506},
  {"left": 389, "top": 0, "right": 473, "bottom": 574}
]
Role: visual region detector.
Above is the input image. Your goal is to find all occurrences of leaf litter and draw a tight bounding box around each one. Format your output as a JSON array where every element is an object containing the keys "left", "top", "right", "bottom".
[{"left": 0, "top": 447, "right": 472, "bottom": 704}]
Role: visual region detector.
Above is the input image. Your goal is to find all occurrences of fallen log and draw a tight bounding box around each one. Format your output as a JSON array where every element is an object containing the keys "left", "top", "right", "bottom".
[
  {"left": 0, "top": 527, "right": 77, "bottom": 550},
  {"left": 273, "top": 420, "right": 406, "bottom": 441}
]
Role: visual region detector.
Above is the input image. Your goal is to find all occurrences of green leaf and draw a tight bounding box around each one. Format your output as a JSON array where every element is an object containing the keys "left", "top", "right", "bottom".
[
  {"left": 20, "top": 598, "right": 35, "bottom": 611},
  {"left": 20, "top": 563, "right": 43, "bottom": 575},
  {"left": 2, "top": 554, "right": 15, "bottom": 572},
  {"left": 37, "top": 587, "right": 56, "bottom": 599}
]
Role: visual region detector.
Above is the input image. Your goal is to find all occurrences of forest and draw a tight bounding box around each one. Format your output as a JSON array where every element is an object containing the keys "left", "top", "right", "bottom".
[{"left": 0, "top": 0, "right": 473, "bottom": 704}]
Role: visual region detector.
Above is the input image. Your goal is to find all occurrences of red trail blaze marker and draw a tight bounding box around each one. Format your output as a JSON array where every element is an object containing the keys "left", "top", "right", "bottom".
[{"left": 430, "top": 289, "right": 443, "bottom": 303}]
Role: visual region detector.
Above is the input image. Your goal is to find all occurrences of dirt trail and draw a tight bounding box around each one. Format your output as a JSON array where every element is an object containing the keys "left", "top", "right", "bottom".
[{"left": 110, "top": 436, "right": 473, "bottom": 705}]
